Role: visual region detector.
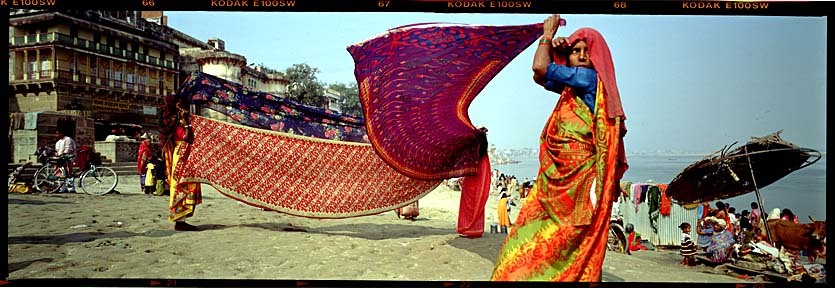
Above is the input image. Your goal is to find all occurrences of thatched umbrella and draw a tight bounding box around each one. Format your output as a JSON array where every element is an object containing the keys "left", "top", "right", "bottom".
[{"left": 666, "top": 131, "right": 821, "bottom": 242}]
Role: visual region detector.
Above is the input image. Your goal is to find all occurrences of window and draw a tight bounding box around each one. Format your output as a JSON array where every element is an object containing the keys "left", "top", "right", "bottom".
[
  {"left": 90, "top": 56, "right": 98, "bottom": 76},
  {"left": 39, "top": 56, "right": 50, "bottom": 78},
  {"left": 9, "top": 54, "right": 13, "bottom": 81},
  {"left": 114, "top": 71, "right": 123, "bottom": 88},
  {"left": 126, "top": 72, "right": 135, "bottom": 90},
  {"left": 104, "top": 63, "right": 111, "bottom": 85},
  {"left": 28, "top": 56, "right": 37, "bottom": 79},
  {"left": 69, "top": 53, "right": 76, "bottom": 73}
]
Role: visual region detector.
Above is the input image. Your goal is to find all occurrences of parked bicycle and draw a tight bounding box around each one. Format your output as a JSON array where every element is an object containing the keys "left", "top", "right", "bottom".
[
  {"left": 607, "top": 197, "right": 629, "bottom": 254},
  {"left": 32, "top": 146, "right": 118, "bottom": 195}
]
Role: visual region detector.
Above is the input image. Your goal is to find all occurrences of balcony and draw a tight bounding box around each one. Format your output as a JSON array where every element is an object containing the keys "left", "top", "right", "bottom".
[
  {"left": 10, "top": 32, "right": 179, "bottom": 69},
  {"left": 10, "top": 33, "right": 54, "bottom": 45}
]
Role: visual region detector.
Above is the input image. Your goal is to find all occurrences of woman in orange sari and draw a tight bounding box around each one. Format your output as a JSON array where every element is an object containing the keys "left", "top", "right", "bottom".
[
  {"left": 161, "top": 95, "right": 202, "bottom": 231},
  {"left": 492, "top": 14, "right": 628, "bottom": 281}
]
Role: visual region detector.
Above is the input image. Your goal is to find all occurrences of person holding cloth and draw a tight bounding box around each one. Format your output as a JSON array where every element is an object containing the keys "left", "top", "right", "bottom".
[{"left": 492, "top": 14, "right": 628, "bottom": 281}]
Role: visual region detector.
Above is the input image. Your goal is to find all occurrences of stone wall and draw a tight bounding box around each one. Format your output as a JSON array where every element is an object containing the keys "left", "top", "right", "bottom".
[
  {"left": 9, "top": 112, "right": 95, "bottom": 163},
  {"left": 95, "top": 141, "right": 140, "bottom": 163},
  {"left": 11, "top": 129, "right": 39, "bottom": 163}
]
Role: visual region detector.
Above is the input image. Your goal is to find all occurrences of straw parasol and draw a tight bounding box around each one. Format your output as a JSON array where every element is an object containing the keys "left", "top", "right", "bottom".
[{"left": 666, "top": 130, "right": 821, "bottom": 242}]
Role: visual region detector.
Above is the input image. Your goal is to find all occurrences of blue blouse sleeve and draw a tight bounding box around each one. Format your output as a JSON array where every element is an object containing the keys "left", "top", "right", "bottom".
[{"left": 542, "top": 63, "right": 598, "bottom": 94}]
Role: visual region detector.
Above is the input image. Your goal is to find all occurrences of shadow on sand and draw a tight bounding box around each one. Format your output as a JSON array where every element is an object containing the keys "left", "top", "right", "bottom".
[
  {"left": 7, "top": 228, "right": 201, "bottom": 245},
  {"left": 446, "top": 233, "right": 504, "bottom": 264},
  {"left": 311, "top": 223, "right": 455, "bottom": 240},
  {"left": 7, "top": 258, "right": 54, "bottom": 273},
  {"left": 8, "top": 198, "right": 73, "bottom": 205}
]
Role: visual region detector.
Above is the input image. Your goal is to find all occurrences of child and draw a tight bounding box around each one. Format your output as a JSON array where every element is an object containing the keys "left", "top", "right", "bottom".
[
  {"left": 679, "top": 222, "right": 698, "bottom": 266},
  {"left": 152, "top": 153, "right": 167, "bottom": 196},
  {"left": 144, "top": 160, "right": 156, "bottom": 195}
]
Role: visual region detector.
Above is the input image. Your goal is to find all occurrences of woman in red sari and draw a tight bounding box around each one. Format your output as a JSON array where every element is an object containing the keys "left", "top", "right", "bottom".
[
  {"left": 161, "top": 95, "right": 202, "bottom": 231},
  {"left": 492, "top": 14, "right": 628, "bottom": 281}
]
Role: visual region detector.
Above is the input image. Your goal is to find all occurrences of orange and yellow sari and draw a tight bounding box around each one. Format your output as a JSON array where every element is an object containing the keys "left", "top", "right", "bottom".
[
  {"left": 166, "top": 127, "right": 202, "bottom": 222},
  {"left": 491, "top": 78, "right": 626, "bottom": 281}
]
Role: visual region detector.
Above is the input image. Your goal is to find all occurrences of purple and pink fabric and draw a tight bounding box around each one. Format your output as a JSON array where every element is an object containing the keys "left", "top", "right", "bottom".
[{"left": 347, "top": 23, "right": 543, "bottom": 236}]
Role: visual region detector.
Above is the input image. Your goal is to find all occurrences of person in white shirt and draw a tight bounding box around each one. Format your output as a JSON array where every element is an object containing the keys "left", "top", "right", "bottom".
[
  {"left": 55, "top": 129, "right": 77, "bottom": 157},
  {"left": 55, "top": 129, "right": 77, "bottom": 192}
]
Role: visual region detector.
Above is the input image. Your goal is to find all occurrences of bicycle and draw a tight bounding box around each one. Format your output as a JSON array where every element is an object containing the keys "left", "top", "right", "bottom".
[
  {"left": 607, "top": 198, "right": 629, "bottom": 254},
  {"left": 32, "top": 146, "right": 119, "bottom": 195}
]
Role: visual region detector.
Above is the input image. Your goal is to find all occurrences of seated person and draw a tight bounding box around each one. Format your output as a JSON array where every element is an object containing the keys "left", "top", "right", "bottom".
[
  {"left": 706, "top": 218, "right": 736, "bottom": 264},
  {"left": 625, "top": 223, "right": 649, "bottom": 252}
]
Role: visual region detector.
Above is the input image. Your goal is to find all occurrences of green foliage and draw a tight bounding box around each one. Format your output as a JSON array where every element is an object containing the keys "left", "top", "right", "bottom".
[
  {"left": 329, "top": 82, "right": 362, "bottom": 117},
  {"left": 284, "top": 63, "right": 325, "bottom": 107}
]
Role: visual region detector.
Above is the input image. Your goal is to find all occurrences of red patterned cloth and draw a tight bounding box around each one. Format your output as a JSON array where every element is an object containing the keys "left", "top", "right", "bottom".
[
  {"left": 174, "top": 116, "right": 440, "bottom": 218},
  {"left": 347, "top": 23, "right": 542, "bottom": 180},
  {"left": 349, "top": 23, "right": 543, "bottom": 236}
]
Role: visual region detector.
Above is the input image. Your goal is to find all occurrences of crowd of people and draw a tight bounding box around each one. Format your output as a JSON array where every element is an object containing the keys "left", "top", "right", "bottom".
[
  {"left": 490, "top": 170, "right": 532, "bottom": 233},
  {"left": 682, "top": 201, "right": 811, "bottom": 268}
]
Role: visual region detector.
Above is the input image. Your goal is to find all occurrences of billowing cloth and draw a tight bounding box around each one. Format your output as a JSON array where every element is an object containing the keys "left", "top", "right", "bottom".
[
  {"left": 348, "top": 23, "right": 542, "bottom": 237},
  {"left": 492, "top": 27, "right": 627, "bottom": 281},
  {"left": 173, "top": 115, "right": 440, "bottom": 218},
  {"left": 492, "top": 81, "right": 627, "bottom": 281},
  {"left": 348, "top": 22, "right": 541, "bottom": 180},
  {"left": 181, "top": 72, "right": 367, "bottom": 142}
]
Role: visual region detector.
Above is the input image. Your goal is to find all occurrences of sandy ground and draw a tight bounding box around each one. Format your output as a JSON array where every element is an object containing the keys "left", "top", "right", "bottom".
[{"left": 7, "top": 175, "right": 753, "bottom": 282}]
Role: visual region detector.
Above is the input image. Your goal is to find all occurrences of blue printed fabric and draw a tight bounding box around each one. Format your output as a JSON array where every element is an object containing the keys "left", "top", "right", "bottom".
[{"left": 178, "top": 72, "right": 367, "bottom": 142}]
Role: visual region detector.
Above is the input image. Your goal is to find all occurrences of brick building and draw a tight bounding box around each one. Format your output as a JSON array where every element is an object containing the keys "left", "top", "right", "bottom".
[{"left": 8, "top": 10, "right": 180, "bottom": 139}]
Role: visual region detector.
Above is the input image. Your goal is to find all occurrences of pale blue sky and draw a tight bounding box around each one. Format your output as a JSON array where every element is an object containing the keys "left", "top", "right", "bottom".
[{"left": 167, "top": 12, "right": 826, "bottom": 154}]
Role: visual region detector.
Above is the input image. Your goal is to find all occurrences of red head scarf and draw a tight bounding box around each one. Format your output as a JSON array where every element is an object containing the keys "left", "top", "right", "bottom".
[{"left": 553, "top": 27, "right": 624, "bottom": 119}]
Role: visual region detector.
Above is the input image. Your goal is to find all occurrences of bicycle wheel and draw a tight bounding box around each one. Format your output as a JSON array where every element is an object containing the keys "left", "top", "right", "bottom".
[
  {"left": 80, "top": 166, "right": 118, "bottom": 195},
  {"left": 33, "top": 164, "right": 63, "bottom": 193},
  {"left": 608, "top": 223, "right": 629, "bottom": 254}
]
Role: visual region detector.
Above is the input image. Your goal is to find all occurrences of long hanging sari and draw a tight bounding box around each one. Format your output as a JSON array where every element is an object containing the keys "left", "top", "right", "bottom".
[{"left": 491, "top": 28, "right": 628, "bottom": 282}]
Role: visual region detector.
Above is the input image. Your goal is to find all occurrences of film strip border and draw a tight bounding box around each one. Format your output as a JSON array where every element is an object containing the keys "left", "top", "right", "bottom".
[{"left": 0, "top": 0, "right": 831, "bottom": 16}]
